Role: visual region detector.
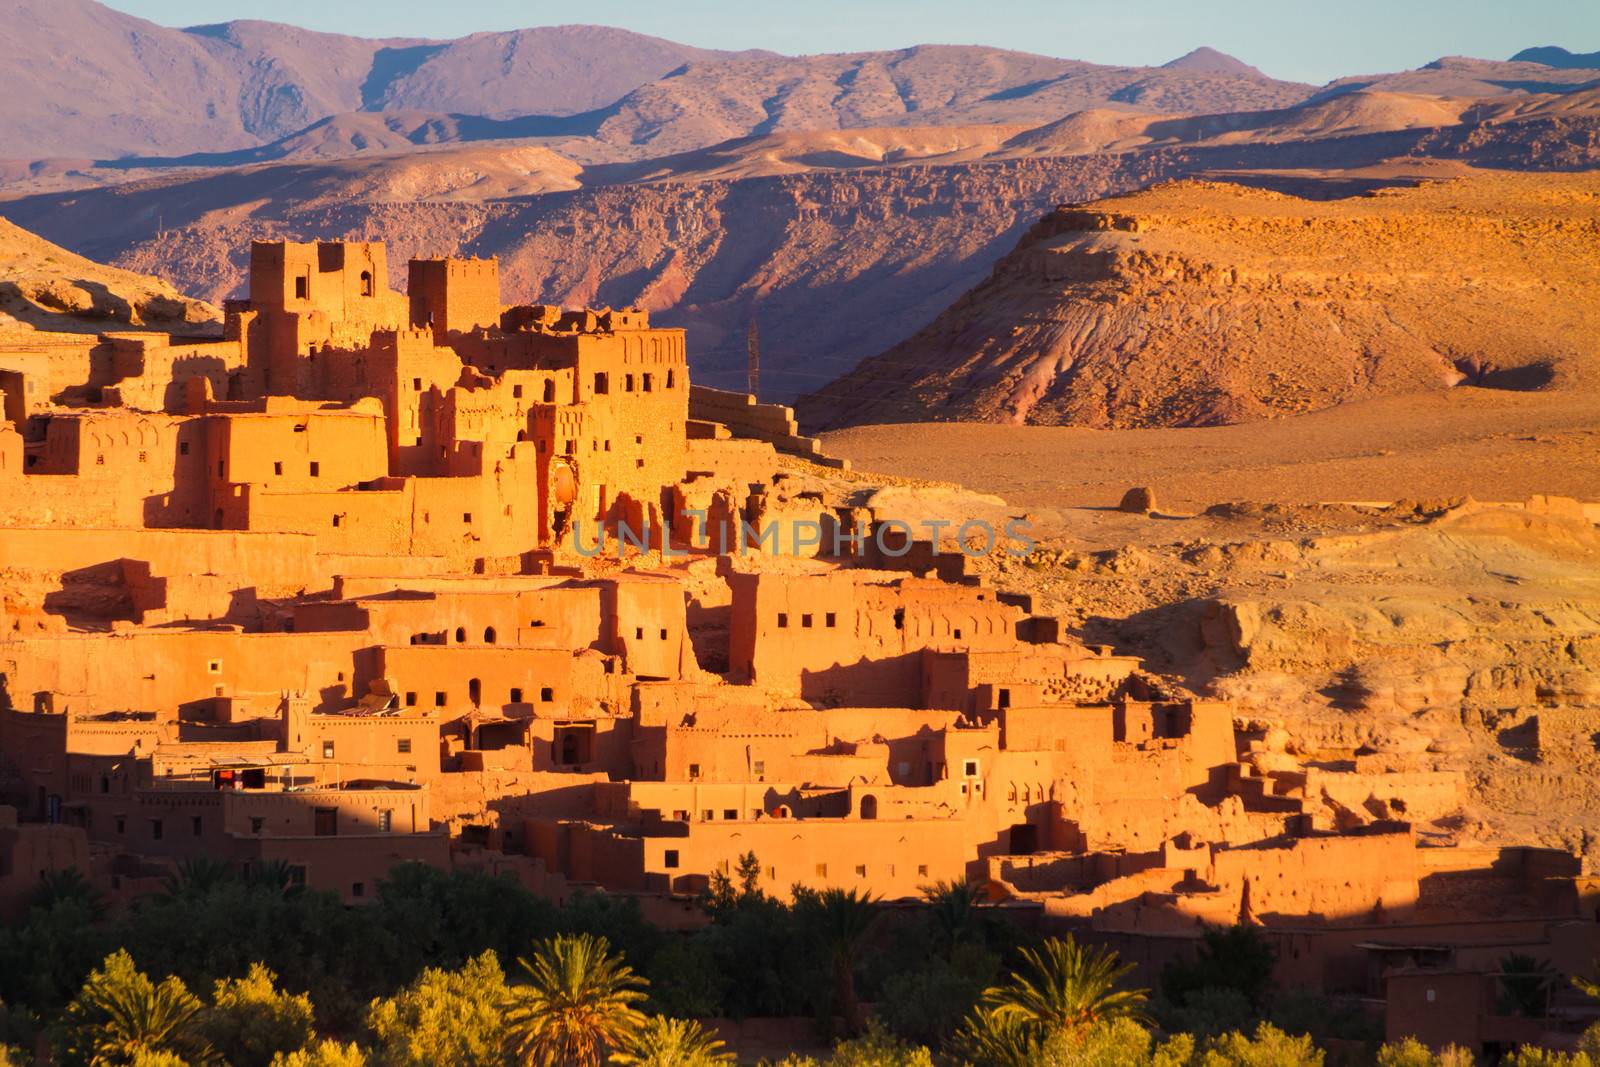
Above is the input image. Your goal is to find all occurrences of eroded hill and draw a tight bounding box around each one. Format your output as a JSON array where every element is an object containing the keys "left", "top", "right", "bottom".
[
  {"left": 800, "top": 171, "right": 1600, "bottom": 429},
  {"left": 0, "top": 217, "right": 218, "bottom": 335}
]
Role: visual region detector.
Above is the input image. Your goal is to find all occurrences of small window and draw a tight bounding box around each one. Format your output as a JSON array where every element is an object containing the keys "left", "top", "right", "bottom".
[
  {"left": 815, "top": 863, "right": 827, "bottom": 878},
  {"left": 625, "top": 374, "right": 635, "bottom": 392},
  {"left": 688, "top": 763, "right": 701, "bottom": 780},
  {"left": 604, "top": 440, "right": 611, "bottom": 452},
  {"left": 643, "top": 373, "right": 653, "bottom": 392},
  {"left": 378, "top": 810, "right": 392, "bottom": 833},
  {"left": 455, "top": 627, "right": 466, "bottom": 643},
  {"left": 777, "top": 613, "right": 788, "bottom": 628},
  {"left": 544, "top": 381, "right": 555, "bottom": 402},
  {"left": 801, "top": 614, "right": 813, "bottom": 628},
  {"left": 664, "top": 849, "right": 680, "bottom": 869},
  {"left": 998, "top": 688, "right": 1011, "bottom": 709},
  {"left": 116, "top": 816, "right": 126, "bottom": 835},
  {"left": 323, "top": 741, "right": 335, "bottom": 759},
  {"left": 249, "top": 817, "right": 263, "bottom": 835},
  {"left": 593, "top": 372, "right": 609, "bottom": 395},
  {"left": 825, "top": 612, "right": 837, "bottom": 628},
  {"left": 138, "top": 451, "right": 147, "bottom": 463},
  {"left": 463, "top": 512, "right": 472, "bottom": 524},
  {"left": 180, "top": 442, "right": 190, "bottom": 455},
  {"left": 510, "top": 687, "right": 523, "bottom": 703},
  {"left": 274, "top": 461, "right": 283, "bottom": 475},
  {"left": 702, "top": 809, "right": 714, "bottom": 821},
  {"left": 309, "top": 461, "right": 320, "bottom": 477},
  {"left": 667, "top": 369, "right": 675, "bottom": 388},
  {"left": 855, "top": 864, "right": 867, "bottom": 877},
  {"left": 954, "top": 628, "right": 963, "bottom": 639},
  {"left": 95, "top": 454, "right": 105, "bottom": 466},
  {"left": 352, "top": 881, "right": 365, "bottom": 898},
  {"left": 413, "top": 377, "right": 422, "bottom": 391},
  {"left": 635, "top": 626, "right": 644, "bottom": 640},
  {"left": 723, "top": 809, "right": 738, "bottom": 820},
  {"left": 405, "top": 691, "right": 417, "bottom": 707},
  {"left": 659, "top": 628, "right": 668, "bottom": 640},
  {"left": 332, "top": 515, "right": 342, "bottom": 528},
  {"left": 208, "top": 660, "right": 221, "bottom": 673},
  {"left": 397, "top": 738, "right": 412, "bottom": 754},
  {"left": 513, "top": 384, "right": 523, "bottom": 399},
  {"left": 917, "top": 864, "right": 928, "bottom": 877},
  {"left": 294, "top": 275, "right": 308, "bottom": 300},
  {"left": 635, "top": 434, "right": 643, "bottom": 445},
  {"left": 753, "top": 760, "right": 765, "bottom": 779},
  {"left": 964, "top": 760, "right": 978, "bottom": 777},
  {"left": 218, "top": 460, "right": 225, "bottom": 476},
  {"left": 540, "top": 687, "right": 554, "bottom": 702},
  {"left": 435, "top": 691, "right": 446, "bottom": 707},
  {"left": 191, "top": 815, "right": 203, "bottom": 837},
  {"left": 150, "top": 818, "right": 164, "bottom": 841}
]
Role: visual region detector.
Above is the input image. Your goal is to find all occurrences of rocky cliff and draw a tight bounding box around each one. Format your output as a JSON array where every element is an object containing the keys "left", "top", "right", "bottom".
[{"left": 799, "top": 171, "right": 1600, "bottom": 429}]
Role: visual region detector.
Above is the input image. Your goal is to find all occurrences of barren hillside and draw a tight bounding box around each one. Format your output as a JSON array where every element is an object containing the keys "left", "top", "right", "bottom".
[
  {"left": 800, "top": 171, "right": 1600, "bottom": 429},
  {"left": 0, "top": 217, "right": 218, "bottom": 334}
]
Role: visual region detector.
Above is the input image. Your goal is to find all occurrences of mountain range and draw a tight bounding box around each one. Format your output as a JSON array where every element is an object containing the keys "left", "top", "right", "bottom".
[{"left": 1, "top": 0, "right": 1597, "bottom": 424}]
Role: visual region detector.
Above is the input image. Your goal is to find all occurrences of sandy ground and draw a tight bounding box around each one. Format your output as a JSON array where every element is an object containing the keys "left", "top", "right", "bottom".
[{"left": 818, "top": 387, "right": 1600, "bottom": 511}]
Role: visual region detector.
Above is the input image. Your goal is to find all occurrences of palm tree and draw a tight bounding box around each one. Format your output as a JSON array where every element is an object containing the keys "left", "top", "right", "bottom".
[
  {"left": 951, "top": 1008, "right": 1044, "bottom": 1067},
  {"left": 33, "top": 866, "right": 105, "bottom": 912},
  {"left": 56, "top": 950, "right": 216, "bottom": 1066},
  {"left": 501, "top": 933, "right": 648, "bottom": 1067},
  {"left": 808, "top": 888, "right": 881, "bottom": 1035},
  {"left": 979, "top": 936, "right": 1147, "bottom": 1038},
  {"left": 921, "top": 878, "right": 983, "bottom": 953},
  {"left": 1497, "top": 953, "right": 1557, "bottom": 1018},
  {"left": 609, "top": 1015, "right": 733, "bottom": 1066},
  {"left": 161, "top": 855, "right": 234, "bottom": 898},
  {"left": 243, "top": 858, "right": 300, "bottom": 897}
]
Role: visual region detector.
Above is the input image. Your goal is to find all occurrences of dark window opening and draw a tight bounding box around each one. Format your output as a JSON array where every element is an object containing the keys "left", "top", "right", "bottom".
[
  {"left": 510, "top": 687, "right": 523, "bottom": 703},
  {"left": 360, "top": 270, "right": 373, "bottom": 297},
  {"left": 294, "top": 275, "right": 309, "bottom": 300},
  {"left": 314, "top": 808, "right": 337, "bottom": 837},
  {"left": 397, "top": 738, "right": 412, "bottom": 754},
  {"left": 593, "top": 373, "right": 609, "bottom": 395},
  {"left": 825, "top": 612, "right": 837, "bottom": 627},
  {"left": 777, "top": 613, "right": 788, "bottom": 628},
  {"left": 322, "top": 741, "right": 335, "bottom": 759},
  {"left": 664, "top": 849, "right": 680, "bottom": 869},
  {"left": 540, "top": 687, "right": 554, "bottom": 702},
  {"left": 544, "top": 381, "right": 556, "bottom": 402},
  {"left": 484, "top": 626, "right": 497, "bottom": 644}
]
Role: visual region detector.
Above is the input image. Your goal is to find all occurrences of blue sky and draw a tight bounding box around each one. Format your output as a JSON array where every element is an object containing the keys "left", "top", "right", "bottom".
[{"left": 108, "top": 0, "right": 1598, "bottom": 86}]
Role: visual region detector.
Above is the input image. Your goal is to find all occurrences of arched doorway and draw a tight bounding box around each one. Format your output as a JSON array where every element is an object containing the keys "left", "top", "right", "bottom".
[
  {"left": 860, "top": 795, "right": 878, "bottom": 820},
  {"left": 468, "top": 678, "right": 481, "bottom": 706}
]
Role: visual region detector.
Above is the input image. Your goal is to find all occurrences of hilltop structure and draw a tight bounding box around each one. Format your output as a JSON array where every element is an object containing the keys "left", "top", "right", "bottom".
[{"left": 2, "top": 241, "right": 1596, "bottom": 1053}]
